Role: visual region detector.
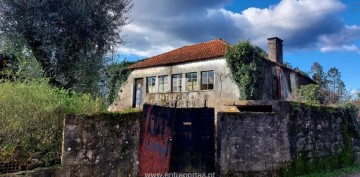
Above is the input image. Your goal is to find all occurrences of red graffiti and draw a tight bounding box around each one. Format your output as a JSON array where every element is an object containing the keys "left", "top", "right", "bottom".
[{"left": 139, "top": 105, "right": 173, "bottom": 176}]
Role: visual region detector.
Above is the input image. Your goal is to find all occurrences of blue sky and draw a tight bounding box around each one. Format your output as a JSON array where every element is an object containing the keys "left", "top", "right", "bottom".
[{"left": 115, "top": 0, "right": 360, "bottom": 93}]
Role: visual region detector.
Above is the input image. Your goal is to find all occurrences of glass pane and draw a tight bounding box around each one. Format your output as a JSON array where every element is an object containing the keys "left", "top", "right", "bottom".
[
  {"left": 148, "top": 77, "right": 155, "bottom": 93},
  {"left": 158, "top": 76, "right": 167, "bottom": 93},
  {"left": 201, "top": 84, "right": 206, "bottom": 90},
  {"left": 209, "top": 70, "right": 214, "bottom": 77},
  {"left": 146, "top": 77, "right": 151, "bottom": 93},
  {"left": 193, "top": 82, "right": 198, "bottom": 90},
  {"left": 178, "top": 75, "right": 182, "bottom": 91},
  {"left": 209, "top": 76, "right": 214, "bottom": 84},
  {"left": 172, "top": 74, "right": 181, "bottom": 92},
  {"left": 193, "top": 73, "right": 197, "bottom": 79},
  {"left": 201, "top": 72, "right": 208, "bottom": 84},
  {"left": 163, "top": 76, "right": 168, "bottom": 92},
  {"left": 208, "top": 83, "right": 214, "bottom": 90},
  {"left": 160, "top": 77, "right": 163, "bottom": 92},
  {"left": 152, "top": 77, "right": 155, "bottom": 86},
  {"left": 185, "top": 72, "right": 197, "bottom": 91}
]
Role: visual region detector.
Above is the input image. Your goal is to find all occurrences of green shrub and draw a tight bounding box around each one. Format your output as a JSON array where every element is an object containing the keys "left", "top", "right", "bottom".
[
  {"left": 0, "top": 78, "right": 102, "bottom": 166},
  {"left": 291, "top": 84, "right": 322, "bottom": 106}
]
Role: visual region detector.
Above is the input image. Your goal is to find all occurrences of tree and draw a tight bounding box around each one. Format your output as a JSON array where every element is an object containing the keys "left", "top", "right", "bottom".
[
  {"left": 225, "top": 40, "right": 267, "bottom": 100},
  {"left": 309, "top": 62, "right": 327, "bottom": 88},
  {"left": 0, "top": 0, "right": 132, "bottom": 95},
  {"left": 326, "top": 67, "right": 347, "bottom": 104},
  {"left": 0, "top": 38, "right": 44, "bottom": 80}
]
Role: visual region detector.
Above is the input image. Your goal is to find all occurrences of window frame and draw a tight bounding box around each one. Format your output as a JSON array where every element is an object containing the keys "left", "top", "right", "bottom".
[
  {"left": 171, "top": 73, "right": 182, "bottom": 92},
  {"left": 201, "top": 70, "right": 214, "bottom": 90},
  {"left": 185, "top": 72, "right": 198, "bottom": 91},
  {"left": 158, "top": 75, "right": 169, "bottom": 93},
  {"left": 146, "top": 76, "right": 156, "bottom": 93}
]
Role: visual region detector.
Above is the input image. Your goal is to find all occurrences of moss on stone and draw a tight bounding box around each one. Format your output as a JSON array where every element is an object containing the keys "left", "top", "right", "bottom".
[{"left": 280, "top": 104, "right": 357, "bottom": 177}]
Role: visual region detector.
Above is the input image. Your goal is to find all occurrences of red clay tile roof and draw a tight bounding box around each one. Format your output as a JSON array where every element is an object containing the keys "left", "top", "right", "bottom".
[{"left": 128, "top": 39, "right": 228, "bottom": 69}]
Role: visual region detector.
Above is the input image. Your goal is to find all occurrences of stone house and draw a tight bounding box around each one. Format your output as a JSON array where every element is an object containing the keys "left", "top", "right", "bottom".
[{"left": 109, "top": 37, "right": 315, "bottom": 112}]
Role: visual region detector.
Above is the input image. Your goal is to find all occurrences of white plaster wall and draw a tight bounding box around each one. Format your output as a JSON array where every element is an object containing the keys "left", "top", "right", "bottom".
[{"left": 108, "top": 58, "right": 240, "bottom": 112}]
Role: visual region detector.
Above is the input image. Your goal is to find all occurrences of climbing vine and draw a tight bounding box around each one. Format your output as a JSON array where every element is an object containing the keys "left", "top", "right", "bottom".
[
  {"left": 225, "top": 40, "right": 267, "bottom": 100},
  {"left": 104, "top": 60, "right": 134, "bottom": 104}
]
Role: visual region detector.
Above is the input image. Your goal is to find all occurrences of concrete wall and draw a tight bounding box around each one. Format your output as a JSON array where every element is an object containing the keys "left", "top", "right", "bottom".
[
  {"left": 217, "top": 101, "right": 352, "bottom": 176},
  {"left": 61, "top": 113, "right": 141, "bottom": 177}
]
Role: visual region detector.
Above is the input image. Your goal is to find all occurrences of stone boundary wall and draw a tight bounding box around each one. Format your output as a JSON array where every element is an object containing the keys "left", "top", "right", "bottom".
[
  {"left": 217, "top": 111, "right": 290, "bottom": 175},
  {"left": 2, "top": 103, "right": 359, "bottom": 177},
  {"left": 217, "top": 101, "right": 356, "bottom": 176},
  {"left": 61, "top": 112, "right": 141, "bottom": 177}
]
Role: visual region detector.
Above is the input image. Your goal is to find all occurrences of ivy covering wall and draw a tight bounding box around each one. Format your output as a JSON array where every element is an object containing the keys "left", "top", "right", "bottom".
[{"left": 224, "top": 40, "right": 267, "bottom": 100}]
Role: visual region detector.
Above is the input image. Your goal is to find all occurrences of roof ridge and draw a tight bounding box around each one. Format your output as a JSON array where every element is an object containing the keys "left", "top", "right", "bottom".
[
  {"left": 215, "top": 38, "right": 231, "bottom": 46},
  {"left": 184, "top": 38, "right": 224, "bottom": 46}
]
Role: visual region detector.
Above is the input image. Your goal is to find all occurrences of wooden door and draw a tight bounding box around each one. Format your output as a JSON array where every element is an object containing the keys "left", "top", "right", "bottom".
[{"left": 133, "top": 78, "right": 144, "bottom": 108}]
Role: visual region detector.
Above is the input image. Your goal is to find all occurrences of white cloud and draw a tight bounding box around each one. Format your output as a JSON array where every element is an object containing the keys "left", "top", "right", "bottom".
[
  {"left": 319, "top": 25, "right": 360, "bottom": 54},
  {"left": 321, "top": 44, "right": 360, "bottom": 54},
  {"left": 116, "top": 0, "right": 360, "bottom": 59}
]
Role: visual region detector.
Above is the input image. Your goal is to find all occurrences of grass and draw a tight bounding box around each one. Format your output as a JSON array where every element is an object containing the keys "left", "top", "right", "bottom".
[{"left": 298, "top": 164, "right": 360, "bottom": 177}]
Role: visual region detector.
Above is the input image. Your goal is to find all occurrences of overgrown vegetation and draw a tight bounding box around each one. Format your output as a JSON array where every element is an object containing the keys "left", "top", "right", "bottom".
[
  {"left": 104, "top": 61, "right": 134, "bottom": 104},
  {"left": 0, "top": 0, "right": 136, "bottom": 173},
  {"left": 0, "top": 79, "right": 103, "bottom": 167},
  {"left": 291, "top": 84, "right": 322, "bottom": 106},
  {"left": 283, "top": 62, "right": 309, "bottom": 77},
  {"left": 225, "top": 40, "right": 267, "bottom": 100},
  {"left": 297, "top": 163, "right": 360, "bottom": 177}
]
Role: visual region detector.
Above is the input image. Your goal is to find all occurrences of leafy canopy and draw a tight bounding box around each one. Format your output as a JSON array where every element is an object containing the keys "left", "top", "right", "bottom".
[
  {"left": 309, "top": 62, "right": 327, "bottom": 88},
  {"left": 0, "top": 0, "right": 132, "bottom": 94}
]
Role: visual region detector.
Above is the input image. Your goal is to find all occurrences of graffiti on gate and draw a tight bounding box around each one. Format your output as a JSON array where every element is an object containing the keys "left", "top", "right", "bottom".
[{"left": 139, "top": 104, "right": 174, "bottom": 176}]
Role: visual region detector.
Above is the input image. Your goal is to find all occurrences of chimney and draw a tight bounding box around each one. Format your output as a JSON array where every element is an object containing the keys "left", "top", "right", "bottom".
[{"left": 267, "top": 37, "right": 283, "bottom": 64}]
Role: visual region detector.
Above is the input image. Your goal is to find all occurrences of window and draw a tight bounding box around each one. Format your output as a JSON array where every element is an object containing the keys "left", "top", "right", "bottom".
[
  {"left": 172, "top": 74, "right": 182, "bottom": 92},
  {"left": 158, "top": 75, "right": 169, "bottom": 93},
  {"left": 201, "top": 70, "right": 214, "bottom": 90},
  {"left": 186, "top": 72, "right": 198, "bottom": 91},
  {"left": 146, "top": 77, "right": 156, "bottom": 93}
]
